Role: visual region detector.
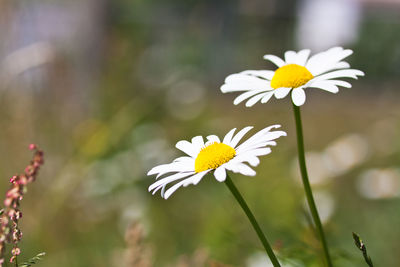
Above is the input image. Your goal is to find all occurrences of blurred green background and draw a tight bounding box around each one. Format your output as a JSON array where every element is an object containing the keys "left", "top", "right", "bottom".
[{"left": 0, "top": 0, "right": 399, "bottom": 266}]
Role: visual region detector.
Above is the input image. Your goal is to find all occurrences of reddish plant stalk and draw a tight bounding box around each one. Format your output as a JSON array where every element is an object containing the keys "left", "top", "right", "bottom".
[{"left": 0, "top": 145, "right": 44, "bottom": 266}]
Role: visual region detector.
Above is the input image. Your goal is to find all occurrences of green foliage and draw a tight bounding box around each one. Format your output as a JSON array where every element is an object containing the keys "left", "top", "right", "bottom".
[
  {"left": 352, "top": 233, "right": 373, "bottom": 267},
  {"left": 19, "top": 252, "right": 46, "bottom": 267}
]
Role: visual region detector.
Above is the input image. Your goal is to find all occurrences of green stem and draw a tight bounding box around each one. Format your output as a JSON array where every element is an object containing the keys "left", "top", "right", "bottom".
[
  {"left": 225, "top": 175, "right": 281, "bottom": 267},
  {"left": 292, "top": 104, "right": 333, "bottom": 267}
]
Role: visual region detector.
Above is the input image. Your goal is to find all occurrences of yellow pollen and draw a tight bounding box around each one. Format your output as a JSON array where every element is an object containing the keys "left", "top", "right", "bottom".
[
  {"left": 270, "top": 64, "right": 313, "bottom": 89},
  {"left": 194, "top": 142, "right": 236, "bottom": 173}
]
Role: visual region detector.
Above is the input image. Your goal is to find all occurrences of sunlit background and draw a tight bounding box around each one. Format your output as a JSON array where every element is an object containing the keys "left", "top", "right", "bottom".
[{"left": 0, "top": 0, "right": 400, "bottom": 266}]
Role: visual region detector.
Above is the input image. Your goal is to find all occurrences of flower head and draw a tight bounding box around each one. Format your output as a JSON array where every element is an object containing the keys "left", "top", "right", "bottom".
[
  {"left": 221, "top": 47, "right": 364, "bottom": 106},
  {"left": 148, "top": 125, "right": 286, "bottom": 199}
]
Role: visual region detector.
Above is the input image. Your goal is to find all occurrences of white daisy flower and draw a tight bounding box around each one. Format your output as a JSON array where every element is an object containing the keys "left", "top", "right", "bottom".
[
  {"left": 148, "top": 125, "right": 286, "bottom": 199},
  {"left": 221, "top": 47, "right": 364, "bottom": 107}
]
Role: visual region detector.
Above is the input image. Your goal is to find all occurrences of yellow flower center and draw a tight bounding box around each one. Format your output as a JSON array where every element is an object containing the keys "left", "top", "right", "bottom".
[
  {"left": 270, "top": 64, "right": 314, "bottom": 89},
  {"left": 194, "top": 142, "right": 236, "bottom": 173}
]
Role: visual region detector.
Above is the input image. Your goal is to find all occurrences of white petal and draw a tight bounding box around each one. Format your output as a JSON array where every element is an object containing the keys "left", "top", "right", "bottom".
[
  {"left": 295, "top": 49, "right": 311, "bottom": 66},
  {"left": 245, "top": 156, "right": 260, "bottom": 167},
  {"left": 173, "top": 156, "right": 194, "bottom": 163},
  {"left": 240, "top": 70, "right": 274, "bottom": 80},
  {"left": 148, "top": 161, "right": 194, "bottom": 178},
  {"left": 291, "top": 87, "right": 306, "bottom": 106},
  {"left": 334, "top": 62, "right": 350, "bottom": 69},
  {"left": 149, "top": 175, "right": 187, "bottom": 194},
  {"left": 183, "top": 170, "right": 209, "bottom": 186},
  {"left": 237, "top": 164, "right": 256, "bottom": 176},
  {"left": 237, "top": 139, "right": 278, "bottom": 149},
  {"left": 176, "top": 140, "right": 198, "bottom": 157},
  {"left": 232, "top": 154, "right": 260, "bottom": 167},
  {"left": 233, "top": 90, "right": 268, "bottom": 105},
  {"left": 221, "top": 78, "right": 270, "bottom": 93},
  {"left": 313, "top": 69, "right": 364, "bottom": 82},
  {"left": 246, "top": 156, "right": 260, "bottom": 167},
  {"left": 274, "top": 87, "right": 291, "bottom": 99},
  {"left": 162, "top": 180, "right": 187, "bottom": 199},
  {"left": 236, "top": 142, "right": 277, "bottom": 154},
  {"left": 161, "top": 185, "right": 166, "bottom": 196},
  {"left": 222, "top": 128, "right": 236, "bottom": 145},
  {"left": 261, "top": 92, "right": 274, "bottom": 103},
  {"left": 147, "top": 164, "right": 168, "bottom": 176},
  {"left": 149, "top": 171, "right": 195, "bottom": 192},
  {"left": 245, "top": 92, "right": 270, "bottom": 107},
  {"left": 214, "top": 166, "right": 227, "bottom": 182},
  {"left": 163, "top": 171, "right": 209, "bottom": 199},
  {"left": 191, "top": 136, "right": 204, "bottom": 151},
  {"left": 229, "top": 126, "right": 254, "bottom": 148},
  {"left": 263, "top": 54, "right": 285, "bottom": 67},
  {"left": 332, "top": 47, "right": 353, "bottom": 62},
  {"left": 206, "top": 135, "right": 220, "bottom": 144},
  {"left": 327, "top": 80, "right": 352, "bottom": 88},
  {"left": 223, "top": 161, "right": 255, "bottom": 176},
  {"left": 221, "top": 82, "right": 272, "bottom": 93},
  {"left": 262, "top": 130, "right": 287, "bottom": 141},
  {"left": 238, "top": 148, "right": 272, "bottom": 158},
  {"left": 235, "top": 137, "right": 278, "bottom": 152},
  {"left": 234, "top": 126, "right": 285, "bottom": 153},
  {"left": 284, "top": 50, "right": 297, "bottom": 64},
  {"left": 305, "top": 47, "right": 354, "bottom": 75},
  {"left": 236, "top": 125, "right": 283, "bottom": 144},
  {"left": 308, "top": 81, "right": 339, "bottom": 93},
  {"left": 310, "top": 62, "right": 351, "bottom": 75},
  {"left": 225, "top": 73, "right": 267, "bottom": 84}
]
